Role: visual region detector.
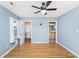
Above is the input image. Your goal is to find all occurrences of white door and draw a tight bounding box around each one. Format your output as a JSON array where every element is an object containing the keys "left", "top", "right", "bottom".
[
  {"left": 10, "top": 17, "right": 15, "bottom": 44},
  {"left": 15, "top": 20, "right": 20, "bottom": 44}
]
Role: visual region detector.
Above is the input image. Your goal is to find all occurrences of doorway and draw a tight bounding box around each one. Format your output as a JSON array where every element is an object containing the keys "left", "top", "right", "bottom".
[
  {"left": 49, "top": 21, "right": 56, "bottom": 43},
  {"left": 24, "top": 21, "right": 32, "bottom": 43},
  {"left": 10, "top": 17, "right": 20, "bottom": 45}
]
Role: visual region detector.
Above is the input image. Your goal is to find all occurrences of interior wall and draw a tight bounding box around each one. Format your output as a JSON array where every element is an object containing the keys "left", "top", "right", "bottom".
[
  {"left": 0, "top": 5, "right": 20, "bottom": 57},
  {"left": 57, "top": 7, "right": 79, "bottom": 56},
  {"left": 21, "top": 17, "right": 56, "bottom": 43}
]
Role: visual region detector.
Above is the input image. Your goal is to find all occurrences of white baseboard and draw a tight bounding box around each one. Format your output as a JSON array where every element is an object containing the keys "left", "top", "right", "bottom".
[
  {"left": 32, "top": 42, "right": 48, "bottom": 43},
  {"left": 57, "top": 42, "right": 79, "bottom": 58},
  {"left": 0, "top": 43, "right": 19, "bottom": 58}
]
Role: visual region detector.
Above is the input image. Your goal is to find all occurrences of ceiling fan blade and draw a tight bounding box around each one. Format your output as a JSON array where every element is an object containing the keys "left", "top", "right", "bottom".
[
  {"left": 34, "top": 10, "right": 41, "bottom": 14},
  {"left": 32, "top": 5, "right": 41, "bottom": 9},
  {"left": 46, "top": 1, "right": 52, "bottom": 7},
  {"left": 47, "top": 8, "right": 57, "bottom": 11}
]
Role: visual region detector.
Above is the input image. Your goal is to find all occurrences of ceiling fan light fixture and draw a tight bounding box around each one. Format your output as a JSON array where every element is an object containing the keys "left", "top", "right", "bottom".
[
  {"left": 41, "top": 10, "right": 47, "bottom": 15},
  {"left": 32, "top": 1, "right": 57, "bottom": 15}
]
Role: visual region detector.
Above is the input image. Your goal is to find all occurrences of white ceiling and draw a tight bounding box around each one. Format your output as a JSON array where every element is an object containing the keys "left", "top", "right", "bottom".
[{"left": 0, "top": 1, "right": 79, "bottom": 17}]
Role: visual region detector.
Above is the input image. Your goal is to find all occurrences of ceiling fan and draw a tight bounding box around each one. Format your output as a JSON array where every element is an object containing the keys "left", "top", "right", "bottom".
[{"left": 32, "top": 1, "right": 57, "bottom": 15}]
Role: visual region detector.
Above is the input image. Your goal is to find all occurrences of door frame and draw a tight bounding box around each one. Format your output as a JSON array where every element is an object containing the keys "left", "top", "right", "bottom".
[
  {"left": 48, "top": 20, "right": 57, "bottom": 42},
  {"left": 24, "top": 20, "right": 32, "bottom": 43}
]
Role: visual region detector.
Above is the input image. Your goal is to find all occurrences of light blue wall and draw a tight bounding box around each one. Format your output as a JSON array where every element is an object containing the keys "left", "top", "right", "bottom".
[
  {"left": 57, "top": 7, "right": 79, "bottom": 56},
  {"left": 0, "top": 5, "right": 20, "bottom": 57},
  {"left": 32, "top": 18, "right": 49, "bottom": 43},
  {"left": 21, "top": 17, "right": 54, "bottom": 43}
]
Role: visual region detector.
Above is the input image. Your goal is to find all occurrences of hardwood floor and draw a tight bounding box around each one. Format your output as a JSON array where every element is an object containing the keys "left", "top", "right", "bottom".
[{"left": 4, "top": 39, "right": 76, "bottom": 58}]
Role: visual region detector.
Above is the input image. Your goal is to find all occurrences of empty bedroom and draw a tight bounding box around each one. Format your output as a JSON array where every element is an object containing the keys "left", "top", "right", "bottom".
[{"left": 0, "top": 0, "right": 79, "bottom": 58}]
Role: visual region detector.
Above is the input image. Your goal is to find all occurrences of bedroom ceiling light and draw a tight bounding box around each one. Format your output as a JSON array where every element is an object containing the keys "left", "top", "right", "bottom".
[{"left": 41, "top": 10, "right": 47, "bottom": 15}]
